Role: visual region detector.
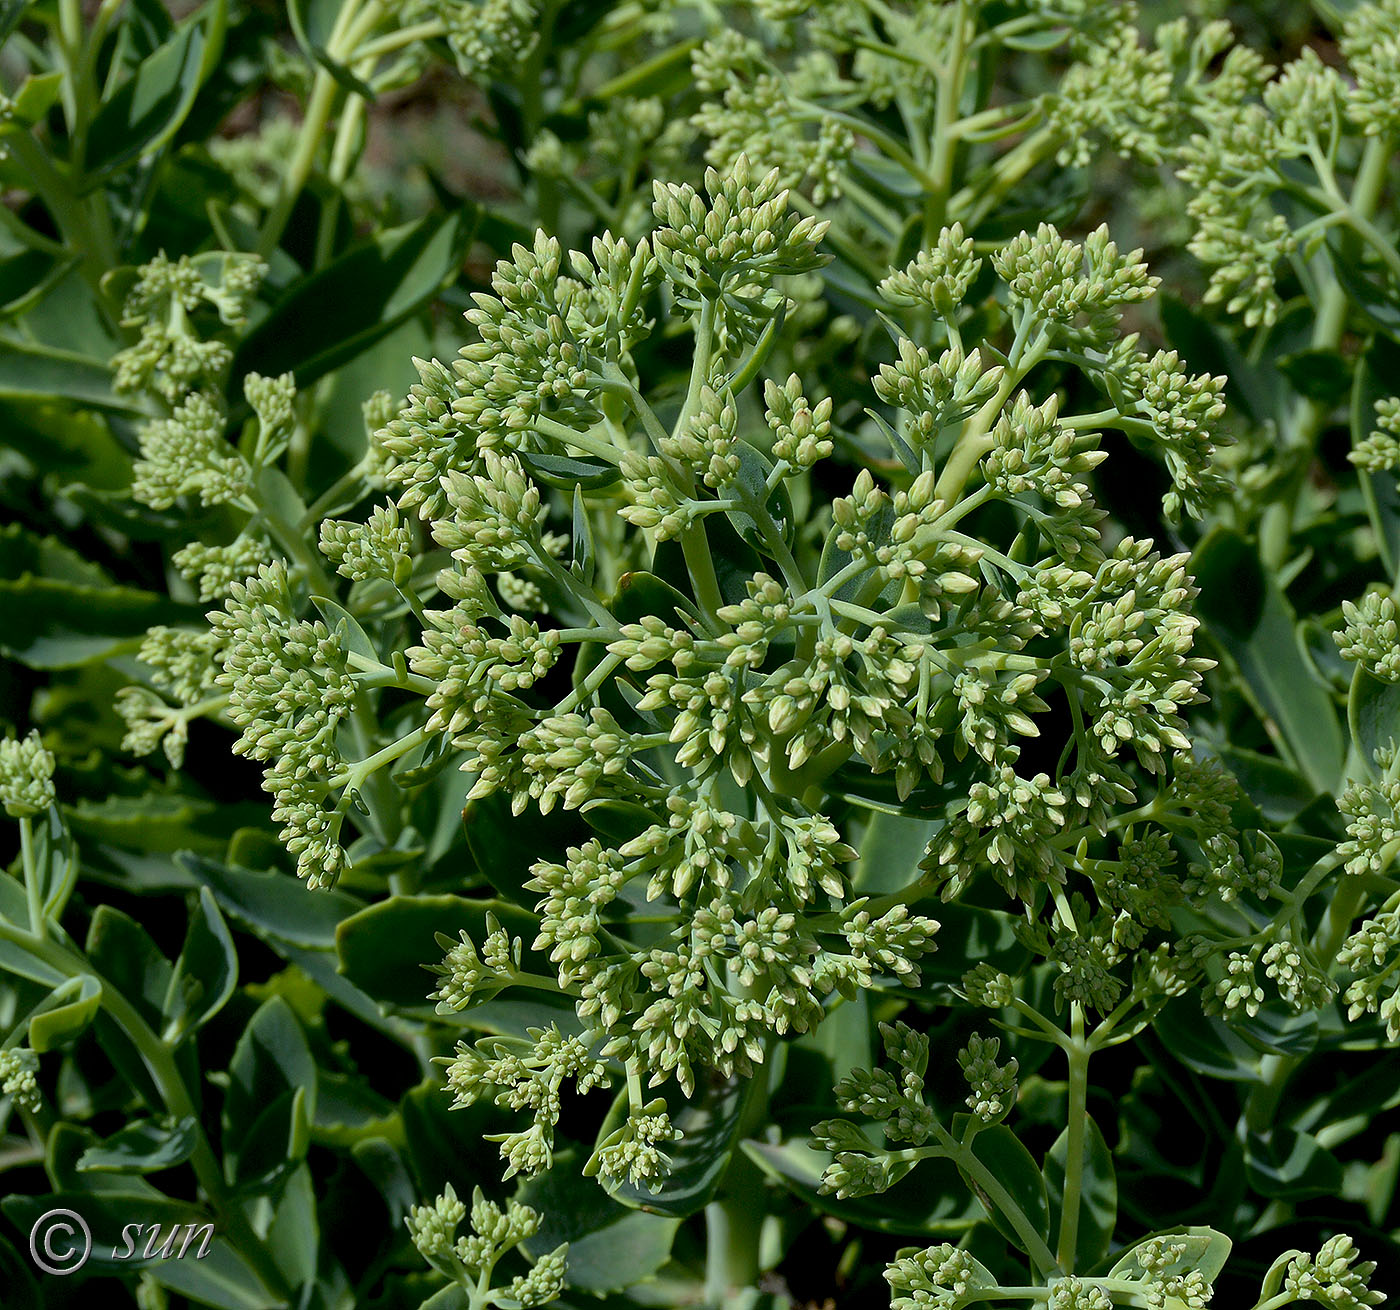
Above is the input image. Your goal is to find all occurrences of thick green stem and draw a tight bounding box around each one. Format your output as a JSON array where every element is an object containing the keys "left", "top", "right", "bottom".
[
  {"left": 18, "top": 816, "right": 47, "bottom": 942},
  {"left": 929, "top": 1119, "right": 1059, "bottom": 1275},
  {"left": 934, "top": 330, "right": 1048, "bottom": 503},
  {"left": 925, "top": 0, "right": 970, "bottom": 238},
  {"left": 1057, "top": 1010, "right": 1089, "bottom": 1273},
  {"left": 257, "top": 70, "right": 338, "bottom": 258},
  {"left": 703, "top": 1060, "right": 773, "bottom": 1310},
  {"left": 703, "top": 1188, "right": 764, "bottom": 1310}
]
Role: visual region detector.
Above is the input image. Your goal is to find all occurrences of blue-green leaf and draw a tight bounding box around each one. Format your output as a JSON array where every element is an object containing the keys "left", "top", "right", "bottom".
[{"left": 162, "top": 886, "right": 238, "bottom": 1042}]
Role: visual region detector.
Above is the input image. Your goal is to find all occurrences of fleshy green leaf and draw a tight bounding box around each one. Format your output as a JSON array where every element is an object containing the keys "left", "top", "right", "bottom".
[
  {"left": 82, "top": 0, "right": 228, "bottom": 185},
  {"left": 28, "top": 973, "right": 103, "bottom": 1052},
  {"left": 1245, "top": 1126, "right": 1343, "bottom": 1201},
  {"left": 1044, "top": 1114, "right": 1117, "bottom": 1272},
  {"left": 958, "top": 1123, "right": 1050, "bottom": 1259},
  {"left": 77, "top": 1116, "right": 200, "bottom": 1174},
  {"left": 1194, "top": 527, "right": 1344, "bottom": 795},
  {"left": 518, "top": 1150, "right": 680, "bottom": 1293},
  {"left": 335, "top": 893, "right": 545, "bottom": 1014},
  {"left": 223, "top": 998, "right": 317, "bottom": 1194},
  {"left": 162, "top": 886, "right": 238, "bottom": 1042},
  {"left": 232, "top": 210, "right": 476, "bottom": 389}
]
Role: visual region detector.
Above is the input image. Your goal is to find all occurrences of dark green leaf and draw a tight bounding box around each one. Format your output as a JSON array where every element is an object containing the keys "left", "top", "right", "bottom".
[
  {"left": 1349, "top": 668, "right": 1400, "bottom": 774},
  {"left": 0, "top": 339, "right": 141, "bottom": 412},
  {"left": 852, "top": 811, "right": 937, "bottom": 894},
  {"left": 287, "top": 0, "right": 375, "bottom": 97},
  {"left": 1217, "top": 745, "right": 1315, "bottom": 824},
  {"left": 223, "top": 997, "right": 316, "bottom": 1192},
  {"left": 518, "top": 450, "right": 621, "bottom": 490},
  {"left": 462, "top": 790, "right": 591, "bottom": 911},
  {"left": 1194, "top": 527, "right": 1344, "bottom": 794},
  {"left": 9, "top": 69, "right": 64, "bottom": 124},
  {"left": 334, "top": 893, "right": 544, "bottom": 1013},
  {"left": 1154, "top": 998, "right": 1261, "bottom": 1081},
  {"left": 517, "top": 1150, "right": 679, "bottom": 1293},
  {"left": 727, "top": 439, "right": 794, "bottom": 555},
  {"left": 352, "top": 1138, "right": 418, "bottom": 1226},
  {"left": 0, "top": 523, "right": 192, "bottom": 668},
  {"left": 571, "top": 484, "right": 595, "bottom": 588},
  {"left": 232, "top": 210, "right": 475, "bottom": 390},
  {"left": 1277, "top": 348, "right": 1353, "bottom": 405},
  {"left": 0, "top": 248, "right": 68, "bottom": 316},
  {"left": 1352, "top": 336, "right": 1400, "bottom": 575},
  {"left": 400, "top": 1080, "right": 508, "bottom": 1202},
  {"left": 0, "top": 398, "right": 132, "bottom": 486},
  {"left": 33, "top": 802, "right": 78, "bottom": 922},
  {"left": 0, "top": 0, "right": 32, "bottom": 45},
  {"left": 1245, "top": 1126, "right": 1343, "bottom": 1200},
  {"left": 179, "top": 852, "right": 363, "bottom": 949},
  {"left": 77, "top": 1116, "right": 200, "bottom": 1174},
  {"left": 86, "top": 904, "right": 173, "bottom": 1030},
  {"left": 959, "top": 1123, "right": 1050, "bottom": 1258},
  {"left": 1044, "top": 1115, "right": 1116, "bottom": 1271},
  {"left": 1330, "top": 239, "right": 1400, "bottom": 340},
  {"left": 29, "top": 973, "right": 103, "bottom": 1051},
  {"left": 83, "top": 0, "right": 228, "bottom": 184}
]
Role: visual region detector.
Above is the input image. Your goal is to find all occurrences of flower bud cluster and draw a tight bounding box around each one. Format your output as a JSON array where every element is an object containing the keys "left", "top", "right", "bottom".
[{"left": 0, "top": 731, "right": 55, "bottom": 819}]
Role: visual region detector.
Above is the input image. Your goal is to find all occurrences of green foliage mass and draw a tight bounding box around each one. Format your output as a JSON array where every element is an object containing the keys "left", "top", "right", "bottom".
[{"left": 3, "top": 1, "right": 1400, "bottom": 1308}]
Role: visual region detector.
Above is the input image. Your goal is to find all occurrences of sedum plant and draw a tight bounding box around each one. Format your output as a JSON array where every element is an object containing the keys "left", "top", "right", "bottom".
[{"left": 2, "top": 0, "right": 1400, "bottom": 1308}]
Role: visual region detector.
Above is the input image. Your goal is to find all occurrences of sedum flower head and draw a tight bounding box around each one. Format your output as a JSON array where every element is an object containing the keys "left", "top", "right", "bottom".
[
  {"left": 886, "top": 1243, "right": 995, "bottom": 1309},
  {"left": 173, "top": 535, "right": 273, "bottom": 602},
  {"left": 0, "top": 731, "right": 55, "bottom": 818},
  {"left": 992, "top": 222, "right": 1157, "bottom": 346},
  {"left": 587, "top": 1099, "right": 683, "bottom": 1193},
  {"left": 1048, "top": 1276, "right": 1113, "bottom": 1310},
  {"left": 1350, "top": 398, "right": 1400, "bottom": 473},
  {"left": 1285, "top": 1235, "right": 1384, "bottom": 1308},
  {"left": 957, "top": 1033, "right": 1018, "bottom": 1122},
  {"left": 131, "top": 393, "right": 249, "bottom": 510},
  {"left": 431, "top": 0, "right": 538, "bottom": 78},
  {"left": 320, "top": 504, "right": 412, "bottom": 583},
  {"left": 1342, "top": 1, "right": 1400, "bottom": 138},
  {"left": 0, "top": 1047, "right": 41, "bottom": 1111},
  {"left": 1336, "top": 591, "right": 1400, "bottom": 682},
  {"left": 209, "top": 563, "right": 359, "bottom": 887},
  {"left": 651, "top": 155, "right": 830, "bottom": 320},
  {"left": 220, "top": 156, "right": 1252, "bottom": 1204},
  {"left": 406, "top": 1184, "right": 466, "bottom": 1261},
  {"left": 113, "top": 252, "right": 264, "bottom": 400},
  {"left": 878, "top": 223, "right": 981, "bottom": 318}
]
